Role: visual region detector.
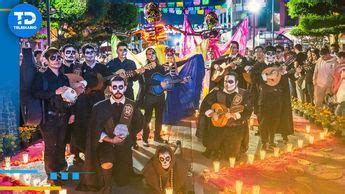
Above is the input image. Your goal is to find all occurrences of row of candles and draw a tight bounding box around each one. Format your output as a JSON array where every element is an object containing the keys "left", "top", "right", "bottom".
[{"left": 210, "top": 125, "right": 329, "bottom": 194}]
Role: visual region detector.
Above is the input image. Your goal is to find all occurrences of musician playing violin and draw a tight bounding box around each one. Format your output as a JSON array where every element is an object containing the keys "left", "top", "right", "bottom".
[
  {"left": 250, "top": 46, "right": 294, "bottom": 151},
  {"left": 197, "top": 71, "right": 252, "bottom": 160}
]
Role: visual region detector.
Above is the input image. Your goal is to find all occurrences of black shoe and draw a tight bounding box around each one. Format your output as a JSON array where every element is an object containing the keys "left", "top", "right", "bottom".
[
  {"left": 154, "top": 136, "right": 165, "bottom": 143},
  {"left": 101, "top": 186, "right": 112, "bottom": 194},
  {"left": 143, "top": 140, "right": 149, "bottom": 147},
  {"left": 132, "top": 142, "right": 139, "bottom": 150}
]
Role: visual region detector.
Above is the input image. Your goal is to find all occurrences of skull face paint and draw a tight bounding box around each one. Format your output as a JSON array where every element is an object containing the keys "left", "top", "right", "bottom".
[
  {"left": 84, "top": 48, "right": 96, "bottom": 63},
  {"left": 159, "top": 151, "right": 171, "bottom": 170},
  {"left": 63, "top": 47, "right": 77, "bottom": 63},
  {"left": 265, "top": 51, "right": 276, "bottom": 64},
  {"left": 110, "top": 80, "right": 127, "bottom": 100},
  {"left": 224, "top": 74, "right": 238, "bottom": 93}
]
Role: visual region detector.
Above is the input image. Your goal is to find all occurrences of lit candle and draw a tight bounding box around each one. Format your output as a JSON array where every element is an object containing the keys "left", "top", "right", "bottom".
[
  {"left": 195, "top": 110, "right": 200, "bottom": 117},
  {"left": 5, "top": 157, "right": 11, "bottom": 169},
  {"left": 320, "top": 132, "right": 325, "bottom": 140},
  {"left": 33, "top": 178, "right": 40, "bottom": 186},
  {"left": 229, "top": 157, "right": 236, "bottom": 168},
  {"left": 23, "top": 153, "right": 29, "bottom": 164},
  {"left": 252, "top": 185, "right": 260, "bottom": 194},
  {"left": 297, "top": 139, "right": 303, "bottom": 148},
  {"left": 165, "top": 187, "right": 173, "bottom": 194},
  {"left": 23, "top": 174, "right": 31, "bottom": 185},
  {"left": 162, "top": 125, "right": 168, "bottom": 134},
  {"left": 273, "top": 147, "right": 280, "bottom": 157},
  {"left": 286, "top": 143, "right": 293, "bottom": 152},
  {"left": 259, "top": 150, "right": 266, "bottom": 160},
  {"left": 43, "top": 184, "right": 51, "bottom": 194},
  {"left": 59, "top": 189, "right": 67, "bottom": 194},
  {"left": 149, "top": 122, "right": 152, "bottom": 129},
  {"left": 13, "top": 173, "right": 20, "bottom": 179},
  {"left": 306, "top": 125, "right": 311, "bottom": 133},
  {"left": 247, "top": 154, "right": 254, "bottom": 164},
  {"left": 235, "top": 180, "right": 243, "bottom": 194},
  {"left": 324, "top": 128, "right": 328, "bottom": 136},
  {"left": 213, "top": 161, "right": 220, "bottom": 172},
  {"left": 309, "top": 135, "right": 314, "bottom": 144}
]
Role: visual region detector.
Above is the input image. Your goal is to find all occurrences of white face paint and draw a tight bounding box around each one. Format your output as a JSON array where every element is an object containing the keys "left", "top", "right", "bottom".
[
  {"left": 84, "top": 48, "right": 96, "bottom": 63},
  {"left": 64, "top": 47, "right": 76, "bottom": 63},
  {"left": 159, "top": 152, "right": 171, "bottom": 170},
  {"left": 110, "top": 80, "right": 127, "bottom": 99},
  {"left": 224, "top": 75, "right": 238, "bottom": 93},
  {"left": 265, "top": 51, "right": 276, "bottom": 64}
]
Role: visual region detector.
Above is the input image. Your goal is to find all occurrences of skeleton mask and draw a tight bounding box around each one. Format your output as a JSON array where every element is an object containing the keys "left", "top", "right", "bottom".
[
  {"left": 84, "top": 48, "right": 96, "bottom": 63},
  {"left": 265, "top": 51, "right": 276, "bottom": 64},
  {"left": 110, "top": 80, "right": 126, "bottom": 100},
  {"left": 224, "top": 75, "right": 238, "bottom": 93},
  {"left": 159, "top": 151, "right": 171, "bottom": 170},
  {"left": 61, "top": 87, "right": 77, "bottom": 103},
  {"left": 64, "top": 47, "right": 76, "bottom": 63}
]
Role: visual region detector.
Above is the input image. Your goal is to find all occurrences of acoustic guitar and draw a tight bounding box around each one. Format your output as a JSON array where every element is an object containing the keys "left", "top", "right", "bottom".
[
  {"left": 261, "top": 56, "right": 296, "bottom": 87},
  {"left": 211, "top": 57, "right": 242, "bottom": 82},
  {"left": 210, "top": 103, "right": 244, "bottom": 127},
  {"left": 150, "top": 73, "right": 191, "bottom": 96}
]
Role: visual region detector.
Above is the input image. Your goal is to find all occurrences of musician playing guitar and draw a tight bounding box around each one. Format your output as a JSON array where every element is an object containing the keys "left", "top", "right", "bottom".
[
  {"left": 106, "top": 42, "right": 144, "bottom": 101},
  {"left": 197, "top": 72, "right": 252, "bottom": 160},
  {"left": 210, "top": 41, "right": 250, "bottom": 90},
  {"left": 250, "top": 46, "right": 294, "bottom": 151}
]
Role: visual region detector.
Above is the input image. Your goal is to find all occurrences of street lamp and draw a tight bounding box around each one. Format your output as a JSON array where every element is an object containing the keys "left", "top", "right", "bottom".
[{"left": 248, "top": 0, "right": 261, "bottom": 49}]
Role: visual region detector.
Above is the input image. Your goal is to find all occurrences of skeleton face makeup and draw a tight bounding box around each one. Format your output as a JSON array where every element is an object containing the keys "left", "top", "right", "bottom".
[
  {"left": 84, "top": 48, "right": 96, "bottom": 63},
  {"left": 117, "top": 46, "right": 128, "bottom": 59},
  {"left": 159, "top": 151, "right": 171, "bottom": 170},
  {"left": 64, "top": 47, "right": 77, "bottom": 63},
  {"left": 146, "top": 49, "right": 157, "bottom": 62},
  {"left": 110, "top": 80, "right": 127, "bottom": 99},
  {"left": 265, "top": 51, "right": 276, "bottom": 64},
  {"left": 224, "top": 75, "right": 238, "bottom": 93}
]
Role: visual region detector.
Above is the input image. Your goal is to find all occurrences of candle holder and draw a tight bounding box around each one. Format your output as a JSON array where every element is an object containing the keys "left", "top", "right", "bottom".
[
  {"left": 320, "top": 132, "right": 325, "bottom": 140},
  {"left": 235, "top": 180, "right": 243, "bottom": 194},
  {"left": 259, "top": 150, "right": 266, "bottom": 160},
  {"left": 309, "top": 135, "right": 314, "bottom": 144},
  {"left": 229, "top": 157, "right": 236, "bottom": 168},
  {"left": 273, "top": 147, "right": 280, "bottom": 157},
  {"left": 247, "top": 154, "right": 254, "bottom": 164},
  {"left": 59, "top": 189, "right": 67, "bottom": 194},
  {"left": 252, "top": 185, "right": 260, "bottom": 194},
  {"left": 213, "top": 161, "right": 220, "bottom": 172},
  {"left": 306, "top": 125, "right": 311, "bottom": 133},
  {"left": 43, "top": 184, "right": 51, "bottom": 194},
  {"left": 297, "top": 139, "right": 303, "bottom": 148},
  {"left": 165, "top": 187, "right": 173, "bottom": 194},
  {"left": 23, "top": 153, "right": 29, "bottom": 164},
  {"left": 286, "top": 143, "right": 293, "bottom": 152},
  {"left": 5, "top": 157, "right": 11, "bottom": 169}
]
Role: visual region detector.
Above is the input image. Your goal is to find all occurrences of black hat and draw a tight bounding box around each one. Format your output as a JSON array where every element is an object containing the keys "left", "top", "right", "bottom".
[{"left": 42, "top": 47, "right": 59, "bottom": 59}]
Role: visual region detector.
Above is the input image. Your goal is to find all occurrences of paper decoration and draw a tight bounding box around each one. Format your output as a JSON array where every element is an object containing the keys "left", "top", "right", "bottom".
[
  {"left": 162, "top": 8, "right": 168, "bottom": 14},
  {"left": 168, "top": 2, "right": 175, "bottom": 7},
  {"left": 177, "top": 2, "right": 184, "bottom": 7},
  {"left": 159, "top": 3, "right": 167, "bottom": 7},
  {"left": 194, "top": 0, "right": 201, "bottom": 6},
  {"left": 169, "top": 8, "right": 175, "bottom": 13},
  {"left": 215, "top": 5, "right": 222, "bottom": 10},
  {"left": 197, "top": 9, "right": 204, "bottom": 14}
]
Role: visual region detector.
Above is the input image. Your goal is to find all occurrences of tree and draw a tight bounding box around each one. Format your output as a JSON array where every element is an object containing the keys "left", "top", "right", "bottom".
[{"left": 287, "top": 0, "right": 345, "bottom": 42}]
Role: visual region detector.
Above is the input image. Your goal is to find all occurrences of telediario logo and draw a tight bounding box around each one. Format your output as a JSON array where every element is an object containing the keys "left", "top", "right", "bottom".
[{"left": 8, "top": 4, "right": 42, "bottom": 38}]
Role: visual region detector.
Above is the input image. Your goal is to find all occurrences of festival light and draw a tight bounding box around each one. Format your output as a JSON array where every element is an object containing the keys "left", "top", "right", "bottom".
[
  {"left": 252, "top": 185, "right": 260, "bottom": 194},
  {"left": 297, "top": 139, "right": 304, "bottom": 148},
  {"left": 273, "top": 147, "right": 280, "bottom": 157},
  {"left": 59, "top": 189, "right": 67, "bottom": 194},
  {"left": 247, "top": 154, "right": 254, "bottom": 164},
  {"left": 23, "top": 153, "right": 29, "bottom": 164},
  {"left": 259, "top": 150, "right": 266, "bottom": 160},
  {"left": 248, "top": 0, "right": 261, "bottom": 14},
  {"left": 324, "top": 128, "right": 329, "bottom": 136},
  {"left": 305, "top": 125, "right": 311, "bottom": 133},
  {"left": 309, "top": 135, "right": 315, "bottom": 144},
  {"left": 229, "top": 157, "right": 236, "bottom": 168},
  {"left": 235, "top": 180, "right": 243, "bottom": 194},
  {"left": 320, "top": 132, "right": 325, "bottom": 140},
  {"left": 5, "top": 157, "right": 11, "bottom": 169},
  {"left": 165, "top": 187, "right": 173, "bottom": 194},
  {"left": 286, "top": 143, "right": 293, "bottom": 152},
  {"left": 213, "top": 161, "right": 220, "bottom": 172}
]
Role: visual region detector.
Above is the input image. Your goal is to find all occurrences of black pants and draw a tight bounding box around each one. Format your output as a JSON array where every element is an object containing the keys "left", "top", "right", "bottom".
[
  {"left": 305, "top": 82, "right": 314, "bottom": 104},
  {"left": 142, "top": 94, "right": 165, "bottom": 141},
  {"left": 97, "top": 141, "right": 132, "bottom": 186},
  {"left": 40, "top": 114, "right": 69, "bottom": 174}
]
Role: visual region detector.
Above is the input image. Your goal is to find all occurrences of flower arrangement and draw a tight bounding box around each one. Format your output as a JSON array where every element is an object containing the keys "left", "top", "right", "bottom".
[
  {"left": 291, "top": 97, "right": 345, "bottom": 134},
  {"left": 1, "top": 133, "right": 18, "bottom": 156},
  {"left": 18, "top": 126, "right": 37, "bottom": 148}
]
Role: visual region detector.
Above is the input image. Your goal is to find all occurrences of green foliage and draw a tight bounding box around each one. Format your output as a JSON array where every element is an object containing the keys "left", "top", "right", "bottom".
[
  {"left": 2, "top": 133, "right": 18, "bottom": 156},
  {"left": 50, "top": 0, "right": 87, "bottom": 21},
  {"left": 287, "top": 0, "right": 345, "bottom": 37}
]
